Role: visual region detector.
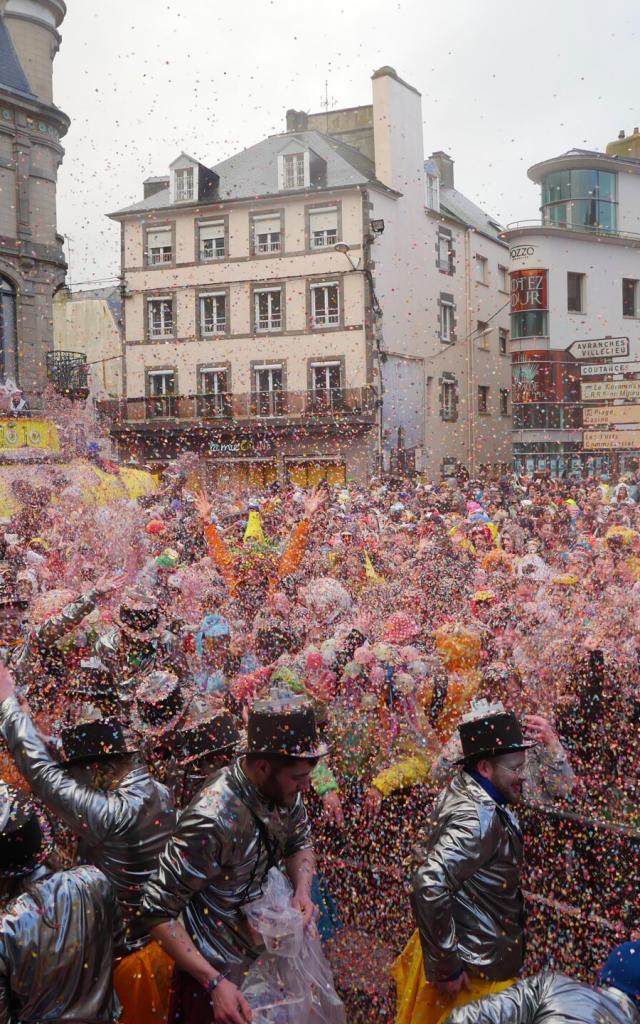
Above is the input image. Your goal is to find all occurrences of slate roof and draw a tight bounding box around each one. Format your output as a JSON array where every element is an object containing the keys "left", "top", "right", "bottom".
[
  {"left": 0, "top": 15, "right": 34, "bottom": 98},
  {"left": 111, "top": 129, "right": 384, "bottom": 217},
  {"left": 440, "top": 186, "right": 506, "bottom": 244}
]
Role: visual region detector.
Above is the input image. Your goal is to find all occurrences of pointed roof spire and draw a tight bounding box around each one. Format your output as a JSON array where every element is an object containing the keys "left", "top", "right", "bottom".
[{"left": 0, "top": 14, "right": 34, "bottom": 97}]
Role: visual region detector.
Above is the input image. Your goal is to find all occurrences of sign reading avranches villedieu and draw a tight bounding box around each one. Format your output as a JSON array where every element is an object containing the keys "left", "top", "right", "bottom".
[{"left": 568, "top": 337, "right": 629, "bottom": 360}]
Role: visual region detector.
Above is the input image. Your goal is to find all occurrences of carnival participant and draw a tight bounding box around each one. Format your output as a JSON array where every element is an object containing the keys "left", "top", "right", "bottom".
[
  {"left": 393, "top": 707, "right": 533, "bottom": 1024},
  {"left": 163, "top": 694, "right": 240, "bottom": 806},
  {"left": 444, "top": 942, "right": 640, "bottom": 1024},
  {"left": 0, "top": 663, "right": 176, "bottom": 1024},
  {"left": 0, "top": 783, "right": 121, "bottom": 1024},
  {"left": 142, "top": 689, "right": 326, "bottom": 1024}
]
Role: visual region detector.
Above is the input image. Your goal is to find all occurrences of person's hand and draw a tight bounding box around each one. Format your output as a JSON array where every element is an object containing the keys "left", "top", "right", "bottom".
[
  {"left": 524, "top": 714, "right": 561, "bottom": 753},
  {"left": 94, "top": 570, "right": 127, "bottom": 597},
  {"left": 195, "top": 491, "right": 212, "bottom": 524},
  {"left": 291, "top": 889, "right": 315, "bottom": 927},
  {"left": 303, "top": 487, "right": 325, "bottom": 519},
  {"left": 0, "top": 663, "right": 16, "bottom": 703},
  {"left": 353, "top": 610, "right": 373, "bottom": 636},
  {"left": 363, "top": 785, "right": 384, "bottom": 821},
  {"left": 211, "top": 978, "right": 252, "bottom": 1024},
  {"left": 321, "top": 790, "right": 345, "bottom": 829},
  {"left": 434, "top": 971, "right": 471, "bottom": 996}
]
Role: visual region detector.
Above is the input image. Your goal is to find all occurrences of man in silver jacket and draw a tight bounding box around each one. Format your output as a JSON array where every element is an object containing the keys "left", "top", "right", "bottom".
[
  {"left": 0, "top": 664, "right": 176, "bottom": 1024},
  {"left": 0, "top": 783, "right": 121, "bottom": 1024},
  {"left": 444, "top": 942, "right": 640, "bottom": 1024},
  {"left": 143, "top": 690, "right": 324, "bottom": 1024},
  {"left": 396, "top": 705, "right": 534, "bottom": 1024}
]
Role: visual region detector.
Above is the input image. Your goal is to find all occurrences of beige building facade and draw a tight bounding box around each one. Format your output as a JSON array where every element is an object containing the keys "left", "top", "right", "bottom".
[
  {"left": 106, "top": 66, "right": 511, "bottom": 484},
  {"left": 53, "top": 286, "right": 123, "bottom": 401},
  {"left": 0, "top": 0, "right": 69, "bottom": 400}
]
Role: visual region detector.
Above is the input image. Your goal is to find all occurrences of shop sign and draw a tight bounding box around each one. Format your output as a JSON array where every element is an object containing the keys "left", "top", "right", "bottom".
[
  {"left": 581, "top": 361, "right": 640, "bottom": 377},
  {"left": 581, "top": 380, "right": 640, "bottom": 402},
  {"left": 208, "top": 435, "right": 275, "bottom": 457},
  {"left": 583, "top": 404, "right": 640, "bottom": 426},
  {"left": 509, "top": 244, "right": 537, "bottom": 262},
  {"left": 568, "top": 337, "right": 629, "bottom": 360},
  {"left": 0, "top": 418, "right": 60, "bottom": 451},
  {"left": 583, "top": 429, "right": 640, "bottom": 451},
  {"left": 510, "top": 268, "right": 548, "bottom": 312}
]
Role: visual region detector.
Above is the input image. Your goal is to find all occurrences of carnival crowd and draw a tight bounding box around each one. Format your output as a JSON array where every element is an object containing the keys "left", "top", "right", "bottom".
[{"left": 0, "top": 459, "right": 638, "bottom": 1024}]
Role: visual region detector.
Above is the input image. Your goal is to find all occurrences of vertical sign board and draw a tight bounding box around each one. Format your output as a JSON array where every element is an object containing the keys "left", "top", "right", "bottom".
[{"left": 510, "top": 269, "right": 548, "bottom": 312}]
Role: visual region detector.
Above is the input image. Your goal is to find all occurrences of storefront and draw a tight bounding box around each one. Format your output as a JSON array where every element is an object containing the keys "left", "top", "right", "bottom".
[{"left": 285, "top": 459, "right": 346, "bottom": 486}]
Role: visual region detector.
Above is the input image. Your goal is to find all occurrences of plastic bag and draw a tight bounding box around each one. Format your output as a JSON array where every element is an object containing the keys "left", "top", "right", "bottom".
[{"left": 242, "top": 867, "right": 346, "bottom": 1024}]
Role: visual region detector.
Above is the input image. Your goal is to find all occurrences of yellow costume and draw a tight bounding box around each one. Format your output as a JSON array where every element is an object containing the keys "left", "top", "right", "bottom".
[{"left": 114, "top": 940, "right": 174, "bottom": 1024}]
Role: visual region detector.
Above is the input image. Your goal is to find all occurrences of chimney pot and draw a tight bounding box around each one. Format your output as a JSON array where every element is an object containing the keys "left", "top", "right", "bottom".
[
  {"left": 430, "top": 151, "right": 454, "bottom": 189},
  {"left": 619, "top": 130, "right": 626, "bottom": 139},
  {"left": 286, "top": 109, "right": 308, "bottom": 132}
]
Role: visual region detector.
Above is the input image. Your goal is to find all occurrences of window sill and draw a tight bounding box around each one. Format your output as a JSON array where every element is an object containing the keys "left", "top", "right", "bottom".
[
  {"left": 438, "top": 267, "right": 454, "bottom": 275},
  {"left": 475, "top": 280, "right": 489, "bottom": 288},
  {"left": 622, "top": 314, "right": 640, "bottom": 320},
  {"left": 567, "top": 310, "right": 586, "bottom": 315},
  {"left": 478, "top": 411, "right": 491, "bottom": 416},
  {"left": 145, "top": 262, "right": 175, "bottom": 270}
]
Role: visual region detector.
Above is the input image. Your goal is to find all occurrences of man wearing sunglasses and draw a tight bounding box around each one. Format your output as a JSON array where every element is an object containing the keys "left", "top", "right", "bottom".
[{"left": 394, "top": 703, "right": 534, "bottom": 1024}]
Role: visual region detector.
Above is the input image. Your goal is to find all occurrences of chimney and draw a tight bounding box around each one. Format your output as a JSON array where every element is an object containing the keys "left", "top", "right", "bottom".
[
  {"left": 286, "top": 109, "right": 309, "bottom": 132},
  {"left": 143, "top": 177, "right": 169, "bottom": 200},
  {"left": 430, "top": 151, "right": 454, "bottom": 189},
  {"left": 371, "top": 66, "right": 425, "bottom": 200}
]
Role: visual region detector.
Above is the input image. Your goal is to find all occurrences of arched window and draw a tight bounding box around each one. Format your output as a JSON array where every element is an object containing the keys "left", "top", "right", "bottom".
[{"left": 0, "top": 276, "right": 18, "bottom": 383}]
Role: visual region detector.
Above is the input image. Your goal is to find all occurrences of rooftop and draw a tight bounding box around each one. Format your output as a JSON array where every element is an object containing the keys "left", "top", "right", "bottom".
[{"left": 0, "top": 15, "right": 34, "bottom": 99}]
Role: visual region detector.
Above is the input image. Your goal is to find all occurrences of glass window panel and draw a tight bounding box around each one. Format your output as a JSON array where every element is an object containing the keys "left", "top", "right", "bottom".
[
  {"left": 571, "top": 169, "right": 598, "bottom": 198},
  {"left": 597, "top": 201, "right": 617, "bottom": 230},
  {"left": 510, "top": 310, "right": 548, "bottom": 339},
  {"left": 597, "top": 172, "right": 617, "bottom": 202},
  {"left": 543, "top": 171, "right": 570, "bottom": 203},
  {"left": 570, "top": 198, "right": 598, "bottom": 228}
]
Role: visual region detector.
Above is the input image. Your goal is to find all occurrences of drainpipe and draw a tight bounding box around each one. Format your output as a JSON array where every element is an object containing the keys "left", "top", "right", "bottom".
[{"left": 465, "top": 228, "right": 475, "bottom": 475}]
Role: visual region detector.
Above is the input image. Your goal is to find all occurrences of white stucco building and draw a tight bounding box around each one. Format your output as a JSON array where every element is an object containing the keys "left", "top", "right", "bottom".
[
  {"left": 105, "top": 66, "right": 511, "bottom": 484},
  {"left": 503, "top": 134, "right": 640, "bottom": 476}
]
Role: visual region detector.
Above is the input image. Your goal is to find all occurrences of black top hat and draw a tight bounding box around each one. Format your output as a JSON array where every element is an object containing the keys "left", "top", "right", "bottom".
[
  {"left": 132, "top": 670, "right": 185, "bottom": 737},
  {"left": 242, "top": 690, "right": 329, "bottom": 759},
  {"left": 167, "top": 698, "right": 240, "bottom": 765},
  {"left": 0, "top": 784, "right": 54, "bottom": 878},
  {"left": 456, "top": 711, "right": 534, "bottom": 764},
  {"left": 60, "top": 707, "right": 138, "bottom": 764},
  {"left": 113, "top": 590, "right": 164, "bottom": 641}
]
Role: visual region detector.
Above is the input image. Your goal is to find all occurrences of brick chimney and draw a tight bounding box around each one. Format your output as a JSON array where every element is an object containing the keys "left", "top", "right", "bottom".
[
  {"left": 430, "top": 151, "right": 454, "bottom": 189},
  {"left": 143, "top": 177, "right": 169, "bottom": 199},
  {"left": 286, "top": 109, "right": 309, "bottom": 132},
  {"left": 371, "top": 66, "right": 424, "bottom": 202}
]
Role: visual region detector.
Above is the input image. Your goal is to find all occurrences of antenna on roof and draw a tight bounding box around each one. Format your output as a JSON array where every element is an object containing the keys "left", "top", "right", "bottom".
[{"left": 320, "top": 79, "right": 336, "bottom": 133}]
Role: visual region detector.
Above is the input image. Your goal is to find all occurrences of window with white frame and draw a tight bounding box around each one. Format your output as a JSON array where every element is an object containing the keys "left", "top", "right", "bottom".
[
  {"left": 283, "top": 153, "right": 306, "bottom": 189},
  {"left": 255, "top": 288, "right": 282, "bottom": 331},
  {"left": 498, "top": 265, "right": 508, "bottom": 292},
  {"left": 200, "top": 366, "right": 228, "bottom": 394},
  {"left": 309, "top": 207, "right": 338, "bottom": 249},
  {"left": 147, "top": 297, "right": 174, "bottom": 338},
  {"left": 441, "top": 377, "right": 458, "bottom": 421},
  {"left": 500, "top": 388, "right": 509, "bottom": 415},
  {"left": 199, "top": 221, "right": 225, "bottom": 261},
  {"left": 145, "top": 227, "right": 172, "bottom": 265},
  {"left": 254, "top": 365, "right": 284, "bottom": 416},
  {"left": 437, "top": 230, "right": 452, "bottom": 273},
  {"left": 439, "top": 296, "right": 454, "bottom": 342},
  {"left": 200, "top": 293, "right": 227, "bottom": 335},
  {"left": 426, "top": 174, "right": 440, "bottom": 211},
  {"left": 310, "top": 283, "right": 339, "bottom": 327},
  {"left": 475, "top": 254, "right": 488, "bottom": 284},
  {"left": 148, "top": 370, "right": 175, "bottom": 396},
  {"left": 499, "top": 327, "right": 508, "bottom": 355},
  {"left": 478, "top": 385, "right": 490, "bottom": 414},
  {"left": 174, "top": 167, "right": 194, "bottom": 202},
  {"left": 254, "top": 215, "right": 281, "bottom": 254}
]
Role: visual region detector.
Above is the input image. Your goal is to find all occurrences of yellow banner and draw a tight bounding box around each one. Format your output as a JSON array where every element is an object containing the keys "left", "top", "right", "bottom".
[{"left": 0, "top": 418, "right": 60, "bottom": 451}]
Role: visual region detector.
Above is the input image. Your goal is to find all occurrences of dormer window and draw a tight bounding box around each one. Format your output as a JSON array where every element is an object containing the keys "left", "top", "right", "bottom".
[
  {"left": 426, "top": 173, "right": 440, "bottom": 212},
  {"left": 283, "top": 153, "right": 306, "bottom": 189},
  {"left": 175, "top": 167, "right": 194, "bottom": 202}
]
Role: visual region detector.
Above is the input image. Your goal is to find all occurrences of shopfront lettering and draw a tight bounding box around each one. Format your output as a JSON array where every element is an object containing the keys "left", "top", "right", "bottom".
[{"left": 510, "top": 269, "right": 548, "bottom": 313}]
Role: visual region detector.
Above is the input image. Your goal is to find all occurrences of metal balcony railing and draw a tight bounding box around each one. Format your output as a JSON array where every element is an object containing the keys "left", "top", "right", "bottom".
[
  {"left": 503, "top": 219, "right": 640, "bottom": 242},
  {"left": 46, "top": 350, "right": 89, "bottom": 399},
  {"left": 97, "top": 386, "right": 377, "bottom": 427}
]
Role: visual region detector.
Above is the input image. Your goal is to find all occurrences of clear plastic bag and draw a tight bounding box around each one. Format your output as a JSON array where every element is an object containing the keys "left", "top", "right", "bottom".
[{"left": 242, "top": 867, "right": 346, "bottom": 1024}]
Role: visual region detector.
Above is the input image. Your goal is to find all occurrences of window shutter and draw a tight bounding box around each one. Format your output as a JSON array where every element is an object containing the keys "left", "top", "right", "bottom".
[
  {"left": 253, "top": 215, "right": 280, "bottom": 235},
  {"left": 309, "top": 208, "right": 338, "bottom": 232},
  {"left": 199, "top": 221, "right": 224, "bottom": 242},
  {"left": 146, "top": 228, "right": 171, "bottom": 248}
]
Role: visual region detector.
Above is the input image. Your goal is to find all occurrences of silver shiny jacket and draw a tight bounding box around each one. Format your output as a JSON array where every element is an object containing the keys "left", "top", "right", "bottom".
[
  {"left": 412, "top": 770, "right": 525, "bottom": 983},
  {"left": 445, "top": 973, "right": 639, "bottom": 1024},
  {"left": 11, "top": 589, "right": 98, "bottom": 700},
  {"left": 0, "top": 864, "right": 121, "bottom": 1024},
  {"left": 143, "top": 759, "right": 313, "bottom": 985},
  {"left": 95, "top": 626, "right": 188, "bottom": 703},
  {"left": 0, "top": 695, "right": 176, "bottom": 952}
]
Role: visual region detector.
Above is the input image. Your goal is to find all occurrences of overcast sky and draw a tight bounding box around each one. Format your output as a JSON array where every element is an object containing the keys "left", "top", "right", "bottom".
[{"left": 54, "top": 0, "right": 640, "bottom": 285}]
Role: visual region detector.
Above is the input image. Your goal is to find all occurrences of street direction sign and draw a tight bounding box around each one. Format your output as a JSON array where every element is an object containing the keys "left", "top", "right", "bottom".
[
  {"left": 583, "top": 404, "right": 640, "bottom": 426},
  {"left": 580, "top": 361, "right": 640, "bottom": 377},
  {"left": 581, "top": 380, "right": 640, "bottom": 402},
  {"left": 583, "top": 429, "right": 640, "bottom": 451},
  {"left": 568, "top": 337, "right": 629, "bottom": 360}
]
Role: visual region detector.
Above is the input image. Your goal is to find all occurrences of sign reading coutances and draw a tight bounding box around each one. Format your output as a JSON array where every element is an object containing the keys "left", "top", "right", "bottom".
[
  {"left": 581, "top": 380, "right": 640, "bottom": 402},
  {"left": 568, "top": 337, "right": 629, "bottom": 360},
  {"left": 584, "top": 430, "right": 640, "bottom": 451},
  {"left": 583, "top": 404, "right": 640, "bottom": 426},
  {"left": 580, "top": 361, "right": 640, "bottom": 377}
]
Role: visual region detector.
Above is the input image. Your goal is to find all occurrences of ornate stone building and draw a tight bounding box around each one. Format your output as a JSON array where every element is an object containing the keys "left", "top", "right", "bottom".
[{"left": 0, "top": 0, "right": 69, "bottom": 399}]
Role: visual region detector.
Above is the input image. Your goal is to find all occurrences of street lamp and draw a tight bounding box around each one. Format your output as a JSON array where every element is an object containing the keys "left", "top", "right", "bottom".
[{"left": 333, "top": 241, "right": 362, "bottom": 271}]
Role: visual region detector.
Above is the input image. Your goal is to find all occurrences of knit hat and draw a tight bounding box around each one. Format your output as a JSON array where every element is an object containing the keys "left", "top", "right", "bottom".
[
  {"left": 196, "top": 614, "right": 231, "bottom": 656},
  {"left": 599, "top": 942, "right": 640, "bottom": 1004}
]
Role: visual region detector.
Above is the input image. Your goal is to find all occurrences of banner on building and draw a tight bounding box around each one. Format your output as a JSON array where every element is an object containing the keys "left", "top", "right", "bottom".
[
  {"left": 208, "top": 436, "right": 276, "bottom": 457},
  {"left": 568, "top": 337, "right": 629, "bottom": 360},
  {"left": 583, "top": 429, "right": 640, "bottom": 451},
  {"left": 581, "top": 380, "right": 640, "bottom": 402},
  {"left": 510, "top": 269, "right": 548, "bottom": 312},
  {"left": 583, "top": 404, "right": 640, "bottom": 426},
  {"left": 0, "top": 418, "right": 60, "bottom": 452}
]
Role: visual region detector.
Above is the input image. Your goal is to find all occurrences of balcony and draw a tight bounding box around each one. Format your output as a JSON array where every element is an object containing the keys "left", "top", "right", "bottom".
[
  {"left": 97, "top": 386, "right": 377, "bottom": 428},
  {"left": 503, "top": 219, "right": 640, "bottom": 243},
  {"left": 46, "top": 350, "right": 90, "bottom": 400}
]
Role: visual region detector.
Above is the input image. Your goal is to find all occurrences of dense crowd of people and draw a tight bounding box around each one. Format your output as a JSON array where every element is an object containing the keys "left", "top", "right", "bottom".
[{"left": 0, "top": 458, "right": 638, "bottom": 1024}]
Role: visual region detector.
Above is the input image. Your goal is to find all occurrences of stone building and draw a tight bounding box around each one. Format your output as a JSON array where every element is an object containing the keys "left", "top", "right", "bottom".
[{"left": 0, "top": 0, "right": 69, "bottom": 400}]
